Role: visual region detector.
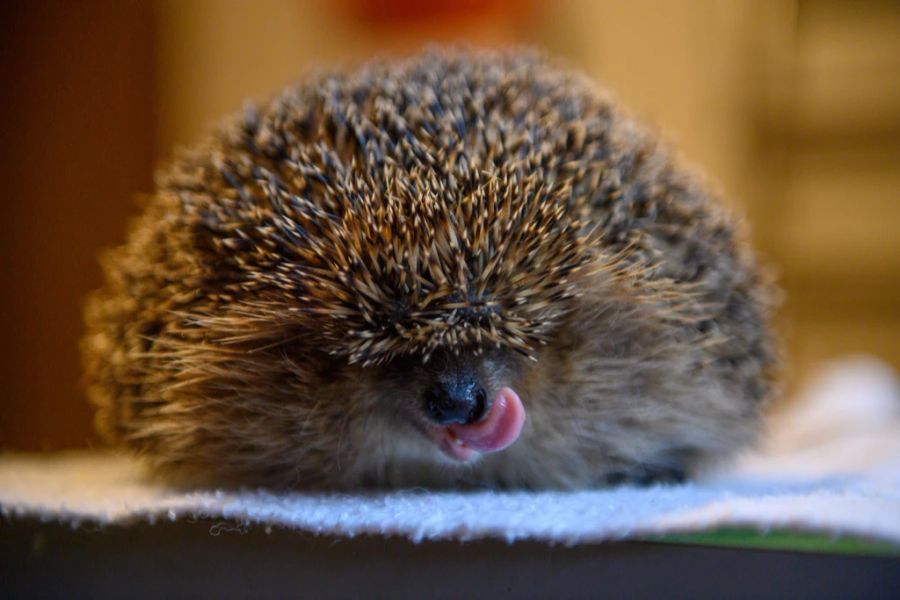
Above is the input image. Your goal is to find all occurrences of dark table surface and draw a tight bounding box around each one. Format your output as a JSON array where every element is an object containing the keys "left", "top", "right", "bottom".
[{"left": 2, "top": 518, "right": 899, "bottom": 599}]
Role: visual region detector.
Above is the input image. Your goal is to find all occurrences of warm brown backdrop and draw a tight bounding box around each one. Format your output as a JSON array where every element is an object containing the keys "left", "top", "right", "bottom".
[
  {"left": 1, "top": 1, "right": 156, "bottom": 450},
  {"left": 2, "top": 0, "right": 898, "bottom": 451}
]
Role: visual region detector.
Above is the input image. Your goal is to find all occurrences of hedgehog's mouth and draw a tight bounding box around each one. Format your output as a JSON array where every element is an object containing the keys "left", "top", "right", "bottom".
[{"left": 428, "top": 387, "right": 526, "bottom": 462}]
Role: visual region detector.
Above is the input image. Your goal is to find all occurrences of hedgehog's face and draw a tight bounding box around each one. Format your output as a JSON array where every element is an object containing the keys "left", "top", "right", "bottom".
[
  {"left": 197, "top": 155, "right": 597, "bottom": 479},
  {"left": 370, "top": 347, "right": 527, "bottom": 463}
]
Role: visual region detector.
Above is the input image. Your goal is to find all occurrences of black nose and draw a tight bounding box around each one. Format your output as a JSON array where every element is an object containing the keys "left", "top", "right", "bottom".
[{"left": 424, "top": 377, "right": 488, "bottom": 425}]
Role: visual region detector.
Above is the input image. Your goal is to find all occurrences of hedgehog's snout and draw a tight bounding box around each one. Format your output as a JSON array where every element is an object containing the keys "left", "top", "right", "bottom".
[{"left": 423, "top": 373, "right": 488, "bottom": 425}]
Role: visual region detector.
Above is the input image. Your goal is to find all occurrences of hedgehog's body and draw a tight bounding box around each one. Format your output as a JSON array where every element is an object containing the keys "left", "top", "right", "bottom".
[{"left": 84, "top": 50, "right": 777, "bottom": 489}]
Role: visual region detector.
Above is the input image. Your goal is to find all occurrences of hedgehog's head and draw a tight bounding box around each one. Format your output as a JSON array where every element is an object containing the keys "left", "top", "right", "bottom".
[{"left": 191, "top": 148, "right": 595, "bottom": 467}]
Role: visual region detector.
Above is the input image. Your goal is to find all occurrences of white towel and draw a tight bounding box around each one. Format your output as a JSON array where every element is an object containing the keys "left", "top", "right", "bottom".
[{"left": 2, "top": 356, "right": 898, "bottom": 545}]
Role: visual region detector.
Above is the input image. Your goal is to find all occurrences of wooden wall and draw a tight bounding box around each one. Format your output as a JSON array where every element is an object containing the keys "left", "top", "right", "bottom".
[
  {"left": 757, "top": 1, "right": 900, "bottom": 379},
  {"left": 0, "top": 1, "right": 156, "bottom": 450}
]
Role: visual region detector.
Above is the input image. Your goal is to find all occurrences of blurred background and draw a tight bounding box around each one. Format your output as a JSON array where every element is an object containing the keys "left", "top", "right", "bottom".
[{"left": 1, "top": 0, "right": 898, "bottom": 451}]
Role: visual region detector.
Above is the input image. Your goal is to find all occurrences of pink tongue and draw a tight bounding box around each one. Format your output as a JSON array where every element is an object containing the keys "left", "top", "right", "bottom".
[{"left": 447, "top": 387, "right": 525, "bottom": 453}]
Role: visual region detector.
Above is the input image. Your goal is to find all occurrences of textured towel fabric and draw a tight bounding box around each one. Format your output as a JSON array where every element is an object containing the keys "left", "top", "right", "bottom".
[{"left": 2, "top": 357, "right": 899, "bottom": 545}]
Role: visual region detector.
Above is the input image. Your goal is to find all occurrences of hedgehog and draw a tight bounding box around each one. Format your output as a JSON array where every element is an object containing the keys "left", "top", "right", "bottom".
[{"left": 82, "top": 48, "right": 778, "bottom": 490}]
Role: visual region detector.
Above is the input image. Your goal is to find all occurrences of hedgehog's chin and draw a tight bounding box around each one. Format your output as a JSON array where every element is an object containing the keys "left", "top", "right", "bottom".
[{"left": 429, "top": 387, "right": 526, "bottom": 462}]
